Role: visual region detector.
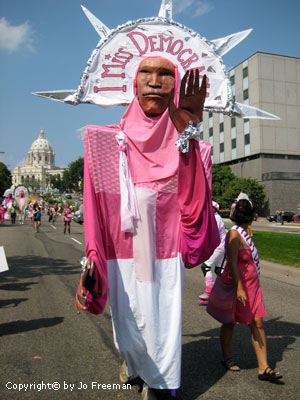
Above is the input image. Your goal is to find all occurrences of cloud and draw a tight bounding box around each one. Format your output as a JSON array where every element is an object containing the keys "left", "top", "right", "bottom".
[
  {"left": 173, "top": 0, "right": 214, "bottom": 17},
  {"left": 0, "top": 17, "right": 35, "bottom": 52},
  {"left": 76, "top": 127, "right": 86, "bottom": 141}
]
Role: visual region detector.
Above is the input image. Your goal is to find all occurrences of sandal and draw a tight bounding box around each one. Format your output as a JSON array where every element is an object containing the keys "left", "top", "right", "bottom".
[
  {"left": 221, "top": 358, "right": 240, "bottom": 372},
  {"left": 258, "top": 367, "right": 282, "bottom": 382}
]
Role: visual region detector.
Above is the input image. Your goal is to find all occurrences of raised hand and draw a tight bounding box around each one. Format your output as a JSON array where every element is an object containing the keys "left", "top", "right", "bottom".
[
  {"left": 75, "top": 258, "right": 92, "bottom": 314},
  {"left": 75, "top": 272, "right": 87, "bottom": 314},
  {"left": 169, "top": 70, "right": 207, "bottom": 133}
]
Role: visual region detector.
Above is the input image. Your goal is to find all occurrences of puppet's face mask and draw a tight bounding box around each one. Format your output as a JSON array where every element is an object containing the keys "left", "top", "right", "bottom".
[{"left": 136, "top": 57, "right": 175, "bottom": 117}]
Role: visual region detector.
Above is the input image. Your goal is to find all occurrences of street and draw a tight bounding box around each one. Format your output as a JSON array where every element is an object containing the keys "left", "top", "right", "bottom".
[
  {"left": 0, "top": 217, "right": 300, "bottom": 399},
  {"left": 223, "top": 217, "right": 300, "bottom": 235}
]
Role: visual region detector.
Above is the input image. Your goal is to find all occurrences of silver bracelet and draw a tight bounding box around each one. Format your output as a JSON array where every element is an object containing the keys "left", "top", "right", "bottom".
[
  {"left": 175, "top": 120, "right": 201, "bottom": 153},
  {"left": 79, "top": 256, "right": 88, "bottom": 272}
]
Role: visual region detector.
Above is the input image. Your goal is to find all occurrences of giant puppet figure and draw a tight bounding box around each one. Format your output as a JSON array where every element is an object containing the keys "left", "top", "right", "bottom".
[
  {"left": 34, "top": 2, "right": 279, "bottom": 398},
  {"left": 14, "top": 186, "right": 29, "bottom": 224},
  {"left": 76, "top": 60, "right": 219, "bottom": 398}
]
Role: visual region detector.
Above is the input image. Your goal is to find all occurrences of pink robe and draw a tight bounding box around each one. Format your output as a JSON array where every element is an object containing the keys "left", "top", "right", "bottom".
[{"left": 83, "top": 124, "right": 219, "bottom": 389}]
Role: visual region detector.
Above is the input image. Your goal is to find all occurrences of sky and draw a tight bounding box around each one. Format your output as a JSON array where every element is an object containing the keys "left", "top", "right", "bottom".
[{"left": 0, "top": 0, "right": 300, "bottom": 171}]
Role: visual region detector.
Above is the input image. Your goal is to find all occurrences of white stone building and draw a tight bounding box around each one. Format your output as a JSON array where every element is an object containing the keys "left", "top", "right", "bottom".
[
  {"left": 200, "top": 52, "right": 300, "bottom": 215},
  {"left": 12, "top": 129, "right": 65, "bottom": 190}
]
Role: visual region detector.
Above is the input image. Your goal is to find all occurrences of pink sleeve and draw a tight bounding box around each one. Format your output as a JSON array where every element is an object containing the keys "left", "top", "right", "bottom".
[
  {"left": 83, "top": 130, "right": 108, "bottom": 314},
  {"left": 200, "top": 141, "right": 212, "bottom": 190},
  {"left": 178, "top": 140, "right": 220, "bottom": 268}
]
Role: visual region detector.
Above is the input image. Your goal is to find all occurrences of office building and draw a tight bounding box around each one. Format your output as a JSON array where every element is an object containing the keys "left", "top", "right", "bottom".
[{"left": 201, "top": 52, "right": 300, "bottom": 214}]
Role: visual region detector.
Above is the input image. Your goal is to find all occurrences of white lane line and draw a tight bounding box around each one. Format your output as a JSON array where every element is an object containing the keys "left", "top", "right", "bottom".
[
  {"left": 71, "top": 237, "right": 82, "bottom": 245},
  {"left": 50, "top": 225, "right": 57, "bottom": 230}
]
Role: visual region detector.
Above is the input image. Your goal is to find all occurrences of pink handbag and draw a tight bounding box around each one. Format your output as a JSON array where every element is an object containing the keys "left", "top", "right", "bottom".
[{"left": 207, "top": 263, "right": 247, "bottom": 324}]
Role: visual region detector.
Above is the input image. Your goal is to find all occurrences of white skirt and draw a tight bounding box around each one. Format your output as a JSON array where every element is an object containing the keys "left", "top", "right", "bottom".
[{"left": 107, "top": 255, "right": 184, "bottom": 389}]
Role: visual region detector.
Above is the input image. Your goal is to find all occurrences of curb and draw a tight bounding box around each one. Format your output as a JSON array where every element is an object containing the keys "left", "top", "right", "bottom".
[
  {"left": 261, "top": 259, "right": 300, "bottom": 276},
  {"left": 260, "top": 259, "right": 300, "bottom": 286}
]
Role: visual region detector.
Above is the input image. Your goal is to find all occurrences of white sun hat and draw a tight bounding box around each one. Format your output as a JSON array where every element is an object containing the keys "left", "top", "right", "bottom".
[{"left": 212, "top": 200, "right": 220, "bottom": 211}]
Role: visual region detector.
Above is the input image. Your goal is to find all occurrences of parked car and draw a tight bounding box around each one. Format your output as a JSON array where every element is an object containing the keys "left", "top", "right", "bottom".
[
  {"left": 266, "top": 211, "right": 295, "bottom": 223},
  {"left": 65, "top": 194, "right": 72, "bottom": 199},
  {"left": 73, "top": 208, "right": 83, "bottom": 224}
]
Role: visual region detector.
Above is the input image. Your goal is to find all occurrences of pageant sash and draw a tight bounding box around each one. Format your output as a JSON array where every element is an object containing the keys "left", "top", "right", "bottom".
[{"left": 231, "top": 225, "right": 260, "bottom": 277}]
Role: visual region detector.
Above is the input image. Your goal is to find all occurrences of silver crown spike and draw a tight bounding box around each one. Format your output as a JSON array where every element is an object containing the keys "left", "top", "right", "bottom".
[
  {"left": 233, "top": 102, "right": 281, "bottom": 120},
  {"left": 32, "top": 90, "right": 77, "bottom": 103},
  {"left": 32, "top": 5, "right": 280, "bottom": 120},
  {"left": 81, "top": 5, "right": 111, "bottom": 39},
  {"left": 211, "top": 29, "right": 252, "bottom": 56},
  {"left": 158, "top": 0, "right": 173, "bottom": 20}
]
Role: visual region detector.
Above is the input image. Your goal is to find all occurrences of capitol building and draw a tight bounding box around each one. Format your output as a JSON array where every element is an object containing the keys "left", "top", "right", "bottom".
[{"left": 12, "top": 129, "right": 66, "bottom": 190}]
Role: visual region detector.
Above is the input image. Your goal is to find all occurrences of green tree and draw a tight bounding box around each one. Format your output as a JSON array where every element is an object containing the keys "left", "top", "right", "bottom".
[
  {"left": 24, "top": 176, "right": 41, "bottom": 191},
  {"left": 221, "top": 177, "right": 265, "bottom": 209},
  {"left": 212, "top": 165, "right": 266, "bottom": 211},
  {"left": 48, "top": 174, "right": 64, "bottom": 191},
  {"left": 212, "top": 165, "right": 236, "bottom": 207},
  {"left": 0, "top": 162, "right": 12, "bottom": 195},
  {"left": 63, "top": 157, "right": 84, "bottom": 192}
]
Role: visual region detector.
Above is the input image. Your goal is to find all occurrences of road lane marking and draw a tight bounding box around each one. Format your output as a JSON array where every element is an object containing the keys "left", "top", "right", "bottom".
[
  {"left": 50, "top": 225, "right": 57, "bottom": 230},
  {"left": 71, "top": 237, "right": 82, "bottom": 245}
]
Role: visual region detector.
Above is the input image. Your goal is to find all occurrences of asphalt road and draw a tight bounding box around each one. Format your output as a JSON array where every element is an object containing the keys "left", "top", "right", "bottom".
[{"left": 0, "top": 216, "right": 300, "bottom": 400}]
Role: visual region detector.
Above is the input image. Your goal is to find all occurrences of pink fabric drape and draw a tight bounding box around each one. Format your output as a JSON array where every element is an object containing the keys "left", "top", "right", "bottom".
[
  {"left": 178, "top": 140, "right": 220, "bottom": 268},
  {"left": 200, "top": 141, "right": 213, "bottom": 190},
  {"left": 83, "top": 146, "right": 108, "bottom": 314},
  {"left": 82, "top": 55, "right": 220, "bottom": 313},
  {"left": 120, "top": 96, "right": 179, "bottom": 184}
]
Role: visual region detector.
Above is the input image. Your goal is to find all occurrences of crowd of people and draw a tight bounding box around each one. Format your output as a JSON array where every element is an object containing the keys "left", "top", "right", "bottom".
[{"left": 0, "top": 188, "right": 74, "bottom": 234}]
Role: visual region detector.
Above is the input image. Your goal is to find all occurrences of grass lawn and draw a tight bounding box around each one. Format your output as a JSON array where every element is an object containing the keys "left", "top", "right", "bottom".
[{"left": 253, "top": 230, "right": 300, "bottom": 267}]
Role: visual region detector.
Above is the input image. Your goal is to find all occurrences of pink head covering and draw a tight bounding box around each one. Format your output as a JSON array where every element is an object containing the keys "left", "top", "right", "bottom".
[{"left": 120, "top": 56, "right": 180, "bottom": 184}]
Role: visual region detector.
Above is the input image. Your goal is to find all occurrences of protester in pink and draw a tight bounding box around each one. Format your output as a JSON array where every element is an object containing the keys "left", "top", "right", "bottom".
[
  {"left": 27, "top": 202, "right": 34, "bottom": 223},
  {"left": 75, "top": 58, "right": 219, "bottom": 399},
  {"left": 14, "top": 188, "right": 29, "bottom": 224},
  {"left": 218, "top": 199, "right": 282, "bottom": 383},
  {"left": 2, "top": 189, "right": 14, "bottom": 221},
  {"left": 63, "top": 203, "right": 72, "bottom": 234}
]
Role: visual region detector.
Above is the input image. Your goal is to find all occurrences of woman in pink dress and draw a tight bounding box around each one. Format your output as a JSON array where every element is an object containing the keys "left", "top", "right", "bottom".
[
  {"left": 27, "top": 202, "right": 34, "bottom": 223},
  {"left": 220, "top": 199, "right": 283, "bottom": 383},
  {"left": 63, "top": 202, "right": 72, "bottom": 234}
]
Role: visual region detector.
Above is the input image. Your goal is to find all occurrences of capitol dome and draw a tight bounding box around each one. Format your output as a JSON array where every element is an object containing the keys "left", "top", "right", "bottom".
[
  {"left": 27, "top": 129, "right": 55, "bottom": 169},
  {"left": 30, "top": 129, "right": 53, "bottom": 152},
  {"left": 11, "top": 128, "right": 66, "bottom": 191}
]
